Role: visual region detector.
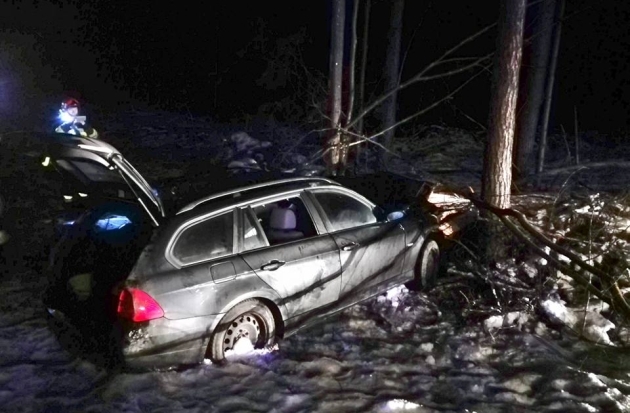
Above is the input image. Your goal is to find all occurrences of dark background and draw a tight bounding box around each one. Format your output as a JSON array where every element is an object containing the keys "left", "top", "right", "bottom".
[{"left": 1, "top": 0, "right": 629, "bottom": 134}]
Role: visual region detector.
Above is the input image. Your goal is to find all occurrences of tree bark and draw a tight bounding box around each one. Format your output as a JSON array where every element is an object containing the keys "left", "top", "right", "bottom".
[
  {"left": 537, "top": 0, "right": 565, "bottom": 176},
  {"left": 339, "top": 0, "right": 361, "bottom": 174},
  {"left": 326, "top": 0, "right": 346, "bottom": 176},
  {"left": 355, "top": 0, "right": 371, "bottom": 171},
  {"left": 515, "top": 0, "right": 556, "bottom": 178},
  {"left": 381, "top": 0, "right": 405, "bottom": 168},
  {"left": 356, "top": 0, "right": 371, "bottom": 137},
  {"left": 482, "top": 0, "right": 526, "bottom": 209},
  {"left": 347, "top": 0, "right": 359, "bottom": 126}
]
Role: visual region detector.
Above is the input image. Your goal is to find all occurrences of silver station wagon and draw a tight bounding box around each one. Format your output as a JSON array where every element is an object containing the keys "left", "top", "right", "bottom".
[{"left": 44, "top": 137, "right": 441, "bottom": 368}]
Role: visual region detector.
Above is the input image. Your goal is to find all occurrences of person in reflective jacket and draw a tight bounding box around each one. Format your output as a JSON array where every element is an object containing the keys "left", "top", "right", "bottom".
[{"left": 54, "top": 98, "right": 99, "bottom": 139}]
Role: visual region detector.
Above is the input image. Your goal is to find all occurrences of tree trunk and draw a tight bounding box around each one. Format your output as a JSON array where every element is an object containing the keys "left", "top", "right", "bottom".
[
  {"left": 340, "top": 0, "right": 360, "bottom": 174},
  {"left": 515, "top": 0, "right": 556, "bottom": 178},
  {"left": 537, "top": 0, "right": 565, "bottom": 176},
  {"left": 482, "top": 0, "right": 526, "bottom": 209},
  {"left": 381, "top": 0, "right": 405, "bottom": 168},
  {"left": 326, "top": 0, "right": 346, "bottom": 176},
  {"left": 347, "top": 0, "right": 359, "bottom": 126},
  {"left": 355, "top": 0, "right": 371, "bottom": 171}
]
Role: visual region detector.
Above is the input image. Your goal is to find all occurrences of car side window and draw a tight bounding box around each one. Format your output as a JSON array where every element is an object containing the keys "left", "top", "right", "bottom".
[
  {"left": 241, "top": 208, "right": 269, "bottom": 251},
  {"left": 172, "top": 211, "right": 234, "bottom": 265},
  {"left": 249, "top": 196, "right": 317, "bottom": 247},
  {"left": 312, "top": 191, "right": 377, "bottom": 232}
]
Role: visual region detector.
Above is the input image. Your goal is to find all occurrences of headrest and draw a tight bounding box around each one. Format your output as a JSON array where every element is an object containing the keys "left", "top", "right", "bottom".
[{"left": 269, "top": 207, "right": 297, "bottom": 230}]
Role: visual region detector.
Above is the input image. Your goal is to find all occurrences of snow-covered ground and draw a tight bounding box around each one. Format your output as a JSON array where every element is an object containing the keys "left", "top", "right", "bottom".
[
  {"left": 2, "top": 267, "right": 630, "bottom": 413},
  {"left": 2, "top": 115, "right": 630, "bottom": 412}
]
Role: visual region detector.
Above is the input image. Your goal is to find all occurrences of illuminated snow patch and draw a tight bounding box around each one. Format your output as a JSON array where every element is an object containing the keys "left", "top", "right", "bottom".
[
  {"left": 385, "top": 399, "right": 421, "bottom": 411},
  {"left": 230, "top": 338, "right": 255, "bottom": 355},
  {"left": 220, "top": 342, "right": 279, "bottom": 360},
  {"left": 586, "top": 373, "right": 607, "bottom": 389},
  {"left": 501, "top": 373, "right": 541, "bottom": 394},
  {"left": 542, "top": 298, "right": 614, "bottom": 344},
  {"left": 379, "top": 285, "right": 406, "bottom": 308},
  {"left": 427, "top": 192, "right": 468, "bottom": 205}
]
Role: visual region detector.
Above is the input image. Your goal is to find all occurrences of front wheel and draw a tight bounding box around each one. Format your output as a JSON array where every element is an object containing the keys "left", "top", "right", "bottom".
[
  {"left": 406, "top": 239, "right": 441, "bottom": 292},
  {"left": 206, "top": 299, "right": 275, "bottom": 364}
]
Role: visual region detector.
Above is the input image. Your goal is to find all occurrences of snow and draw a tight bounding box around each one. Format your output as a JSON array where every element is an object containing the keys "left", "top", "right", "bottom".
[
  {"left": 541, "top": 297, "right": 615, "bottom": 345},
  {"left": 3, "top": 119, "right": 630, "bottom": 411},
  {"left": 2, "top": 269, "right": 630, "bottom": 413}
]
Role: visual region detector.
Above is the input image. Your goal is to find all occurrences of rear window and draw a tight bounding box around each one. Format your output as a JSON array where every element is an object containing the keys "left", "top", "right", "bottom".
[
  {"left": 57, "top": 159, "right": 124, "bottom": 183},
  {"left": 172, "top": 211, "right": 234, "bottom": 265}
]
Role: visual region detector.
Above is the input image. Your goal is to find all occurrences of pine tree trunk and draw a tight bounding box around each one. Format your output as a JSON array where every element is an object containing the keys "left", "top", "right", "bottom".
[
  {"left": 356, "top": 0, "right": 371, "bottom": 170},
  {"left": 340, "top": 0, "right": 360, "bottom": 175},
  {"left": 515, "top": 0, "right": 556, "bottom": 178},
  {"left": 381, "top": 0, "right": 405, "bottom": 168},
  {"left": 326, "top": 0, "right": 346, "bottom": 176},
  {"left": 347, "top": 0, "right": 359, "bottom": 126},
  {"left": 482, "top": 0, "right": 526, "bottom": 209},
  {"left": 537, "top": 0, "right": 565, "bottom": 176}
]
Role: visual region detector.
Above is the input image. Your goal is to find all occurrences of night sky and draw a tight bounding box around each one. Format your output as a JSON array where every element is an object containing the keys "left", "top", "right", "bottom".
[{"left": 1, "top": 0, "right": 629, "bottom": 133}]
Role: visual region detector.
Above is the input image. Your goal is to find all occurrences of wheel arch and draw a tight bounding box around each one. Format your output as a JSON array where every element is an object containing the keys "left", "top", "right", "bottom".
[
  {"left": 257, "top": 297, "right": 285, "bottom": 339},
  {"left": 204, "top": 296, "right": 284, "bottom": 363},
  {"left": 208, "top": 292, "right": 287, "bottom": 338}
]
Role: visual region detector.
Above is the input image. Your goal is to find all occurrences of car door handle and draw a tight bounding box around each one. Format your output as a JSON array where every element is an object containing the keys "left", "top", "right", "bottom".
[
  {"left": 342, "top": 242, "right": 359, "bottom": 251},
  {"left": 261, "top": 260, "right": 286, "bottom": 271}
]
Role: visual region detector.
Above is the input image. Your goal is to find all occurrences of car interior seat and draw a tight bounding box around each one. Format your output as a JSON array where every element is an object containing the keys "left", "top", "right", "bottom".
[{"left": 267, "top": 207, "right": 304, "bottom": 243}]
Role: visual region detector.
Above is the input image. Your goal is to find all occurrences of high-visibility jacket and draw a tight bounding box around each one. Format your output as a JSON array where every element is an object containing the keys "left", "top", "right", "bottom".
[{"left": 55, "top": 121, "right": 99, "bottom": 139}]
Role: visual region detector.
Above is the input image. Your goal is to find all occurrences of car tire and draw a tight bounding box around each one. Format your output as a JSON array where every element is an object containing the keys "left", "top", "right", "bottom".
[
  {"left": 406, "top": 238, "right": 441, "bottom": 292},
  {"left": 207, "top": 299, "right": 275, "bottom": 364}
]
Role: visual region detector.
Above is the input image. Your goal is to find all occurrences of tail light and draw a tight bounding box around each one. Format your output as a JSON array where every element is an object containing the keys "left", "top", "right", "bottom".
[{"left": 117, "top": 288, "right": 164, "bottom": 322}]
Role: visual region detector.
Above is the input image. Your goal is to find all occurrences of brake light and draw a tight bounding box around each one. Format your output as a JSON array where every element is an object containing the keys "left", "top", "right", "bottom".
[{"left": 117, "top": 288, "right": 164, "bottom": 322}]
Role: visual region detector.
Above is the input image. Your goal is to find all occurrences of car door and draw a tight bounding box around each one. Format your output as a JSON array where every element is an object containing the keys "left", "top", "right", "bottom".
[
  {"left": 237, "top": 194, "right": 342, "bottom": 319},
  {"left": 308, "top": 188, "right": 407, "bottom": 301},
  {"left": 45, "top": 135, "right": 166, "bottom": 226},
  {"left": 159, "top": 209, "right": 264, "bottom": 318}
]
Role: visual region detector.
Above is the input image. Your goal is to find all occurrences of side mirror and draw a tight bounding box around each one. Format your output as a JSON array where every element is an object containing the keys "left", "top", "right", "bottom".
[
  {"left": 375, "top": 204, "right": 408, "bottom": 222},
  {"left": 373, "top": 206, "right": 386, "bottom": 221},
  {"left": 386, "top": 210, "right": 406, "bottom": 222}
]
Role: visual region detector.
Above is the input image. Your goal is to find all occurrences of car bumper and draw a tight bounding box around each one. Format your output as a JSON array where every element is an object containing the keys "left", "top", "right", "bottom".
[{"left": 120, "top": 314, "right": 224, "bottom": 369}]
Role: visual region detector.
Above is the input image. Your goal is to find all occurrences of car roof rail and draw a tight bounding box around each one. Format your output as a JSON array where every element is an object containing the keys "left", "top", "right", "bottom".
[{"left": 177, "top": 177, "right": 339, "bottom": 214}]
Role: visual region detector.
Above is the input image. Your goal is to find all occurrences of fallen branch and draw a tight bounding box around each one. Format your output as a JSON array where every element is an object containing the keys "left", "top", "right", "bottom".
[
  {"left": 537, "top": 160, "right": 630, "bottom": 176},
  {"left": 468, "top": 197, "right": 630, "bottom": 321}
]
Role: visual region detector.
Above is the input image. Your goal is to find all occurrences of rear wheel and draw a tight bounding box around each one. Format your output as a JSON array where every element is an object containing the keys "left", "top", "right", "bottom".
[
  {"left": 207, "top": 299, "right": 275, "bottom": 364},
  {"left": 406, "top": 239, "right": 441, "bottom": 292}
]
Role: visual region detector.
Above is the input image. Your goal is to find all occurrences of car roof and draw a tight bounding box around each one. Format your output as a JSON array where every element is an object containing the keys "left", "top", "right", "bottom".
[{"left": 176, "top": 177, "right": 341, "bottom": 216}]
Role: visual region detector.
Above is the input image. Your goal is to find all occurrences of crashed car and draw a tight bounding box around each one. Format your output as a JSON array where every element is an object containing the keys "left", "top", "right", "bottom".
[{"left": 44, "top": 137, "right": 443, "bottom": 368}]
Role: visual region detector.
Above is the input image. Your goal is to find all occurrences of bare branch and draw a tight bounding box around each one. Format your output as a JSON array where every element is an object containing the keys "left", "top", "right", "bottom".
[
  {"left": 347, "top": 23, "right": 496, "bottom": 128},
  {"left": 430, "top": 22, "right": 497, "bottom": 69},
  {"left": 367, "top": 64, "right": 490, "bottom": 141},
  {"left": 343, "top": 129, "right": 401, "bottom": 156},
  {"left": 415, "top": 54, "right": 492, "bottom": 82}
]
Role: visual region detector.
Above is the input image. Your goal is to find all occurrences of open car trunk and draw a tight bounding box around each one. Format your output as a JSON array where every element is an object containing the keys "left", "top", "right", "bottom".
[
  {"left": 46, "top": 201, "right": 155, "bottom": 317},
  {"left": 45, "top": 135, "right": 166, "bottom": 226},
  {"left": 43, "top": 136, "right": 166, "bottom": 327},
  {"left": 43, "top": 199, "right": 155, "bottom": 367}
]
